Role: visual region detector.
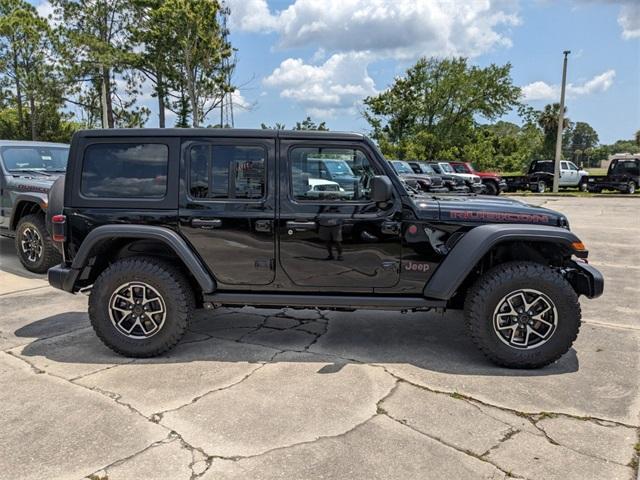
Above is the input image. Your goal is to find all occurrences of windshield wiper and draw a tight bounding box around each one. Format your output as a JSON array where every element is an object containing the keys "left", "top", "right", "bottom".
[{"left": 11, "top": 169, "right": 53, "bottom": 176}]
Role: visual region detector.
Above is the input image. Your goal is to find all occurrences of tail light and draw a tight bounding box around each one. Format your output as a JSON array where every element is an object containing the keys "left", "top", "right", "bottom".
[{"left": 52, "top": 214, "right": 66, "bottom": 242}]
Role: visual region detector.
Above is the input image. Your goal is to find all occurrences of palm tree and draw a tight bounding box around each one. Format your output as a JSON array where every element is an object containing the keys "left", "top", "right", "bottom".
[
  {"left": 537, "top": 103, "right": 570, "bottom": 159},
  {"left": 635, "top": 129, "right": 640, "bottom": 147}
]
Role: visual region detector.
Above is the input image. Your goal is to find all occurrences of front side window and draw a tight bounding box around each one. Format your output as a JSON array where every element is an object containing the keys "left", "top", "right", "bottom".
[
  {"left": 189, "top": 144, "right": 265, "bottom": 200},
  {"left": 568, "top": 162, "right": 579, "bottom": 171},
  {"left": 452, "top": 164, "right": 467, "bottom": 174},
  {"left": 1, "top": 146, "right": 69, "bottom": 173},
  {"left": 291, "top": 147, "right": 377, "bottom": 201},
  {"left": 81, "top": 143, "right": 168, "bottom": 198},
  {"left": 439, "top": 163, "right": 454, "bottom": 174}
]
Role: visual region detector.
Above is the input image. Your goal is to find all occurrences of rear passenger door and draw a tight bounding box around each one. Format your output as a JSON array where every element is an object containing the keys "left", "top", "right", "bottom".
[{"left": 179, "top": 137, "right": 276, "bottom": 286}]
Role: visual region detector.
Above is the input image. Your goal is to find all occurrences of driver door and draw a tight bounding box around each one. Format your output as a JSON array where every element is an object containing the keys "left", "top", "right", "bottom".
[{"left": 278, "top": 140, "right": 401, "bottom": 291}]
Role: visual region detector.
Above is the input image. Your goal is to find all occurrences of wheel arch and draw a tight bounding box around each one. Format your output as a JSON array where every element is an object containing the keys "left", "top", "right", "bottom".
[
  {"left": 11, "top": 195, "right": 47, "bottom": 230},
  {"left": 423, "top": 224, "right": 582, "bottom": 301},
  {"left": 70, "top": 225, "right": 216, "bottom": 295}
]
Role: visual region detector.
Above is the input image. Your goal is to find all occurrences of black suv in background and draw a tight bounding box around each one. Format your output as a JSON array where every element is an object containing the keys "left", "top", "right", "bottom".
[
  {"left": 0, "top": 141, "right": 69, "bottom": 272},
  {"left": 47, "top": 129, "right": 602, "bottom": 369}
]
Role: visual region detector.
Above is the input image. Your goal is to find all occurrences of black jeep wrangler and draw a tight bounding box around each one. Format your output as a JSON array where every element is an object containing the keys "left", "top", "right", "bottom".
[{"left": 47, "top": 129, "right": 603, "bottom": 368}]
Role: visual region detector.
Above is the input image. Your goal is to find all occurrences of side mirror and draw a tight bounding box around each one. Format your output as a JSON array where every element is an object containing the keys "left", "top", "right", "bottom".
[{"left": 371, "top": 175, "right": 393, "bottom": 203}]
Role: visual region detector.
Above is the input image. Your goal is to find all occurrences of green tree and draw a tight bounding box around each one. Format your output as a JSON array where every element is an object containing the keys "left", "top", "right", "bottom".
[
  {"left": 154, "top": 0, "right": 234, "bottom": 127},
  {"left": 51, "top": 0, "right": 148, "bottom": 128},
  {"left": 0, "top": 0, "right": 65, "bottom": 139},
  {"left": 261, "top": 122, "right": 287, "bottom": 130},
  {"left": 635, "top": 129, "right": 640, "bottom": 147},
  {"left": 363, "top": 57, "right": 520, "bottom": 160},
  {"left": 536, "top": 103, "right": 570, "bottom": 159},
  {"left": 569, "top": 121, "right": 599, "bottom": 166},
  {"left": 294, "top": 116, "right": 328, "bottom": 131}
]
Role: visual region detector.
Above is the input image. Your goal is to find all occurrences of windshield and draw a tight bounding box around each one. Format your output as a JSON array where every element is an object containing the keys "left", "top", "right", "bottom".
[
  {"left": 439, "top": 163, "right": 455, "bottom": 174},
  {"left": 1, "top": 146, "right": 69, "bottom": 172},
  {"left": 428, "top": 163, "right": 442, "bottom": 174},
  {"left": 323, "top": 159, "right": 355, "bottom": 177},
  {"left": 391, "top": 161, "right": 414, "bottom": 174},
  {"left": 418, "top": 163, "right": 436, "bottom": 174}
]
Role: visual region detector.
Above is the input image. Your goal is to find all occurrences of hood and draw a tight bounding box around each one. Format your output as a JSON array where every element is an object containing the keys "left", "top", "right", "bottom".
[
  {"left": 6, "top": 172, "right": 64, "bottom": 193},
  {"left": 412, "top": 194, "right": 567, "bottom": 227}
]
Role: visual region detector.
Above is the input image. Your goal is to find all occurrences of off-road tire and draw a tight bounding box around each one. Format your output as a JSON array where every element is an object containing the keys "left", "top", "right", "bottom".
[
  {"left": 15, "top": 213, "right": 61, "bottom": 273},
  {"left": 484, "top": 181, "right": 498, "bottom": 196},
  {"left": 464, "top": 261, "right": 581, "bottom": 369},
  {"left": 627, "top": 181, "right": 636, "bottom": 195},
  {"left": 88, "top": 257, "right": 194, "bottom": 357},
  {"left": 578, "top": 180, "right": 588, "bottom": 192},
  {"left": 535, "top": 180, "right": 547, "bottom": 193}
]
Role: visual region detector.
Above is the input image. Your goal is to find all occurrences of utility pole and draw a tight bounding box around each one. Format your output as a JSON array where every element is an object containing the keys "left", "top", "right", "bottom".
[{"left": 553, "top": 50, "right": 570, "bottom": 193}]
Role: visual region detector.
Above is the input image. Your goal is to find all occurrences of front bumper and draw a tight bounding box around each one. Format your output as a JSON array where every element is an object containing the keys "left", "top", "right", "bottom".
[
  {"left": 498, "top": 180, "right": 508, "bottom": 192},
  {"left": 48, "top": 264, "right": 80, "bottom": 293},
  {"left": 568, "top": 261, "right": 604, "bottom": 299},
  {"left": 470, "top": 183, "right": 485, "bottom": 194}
]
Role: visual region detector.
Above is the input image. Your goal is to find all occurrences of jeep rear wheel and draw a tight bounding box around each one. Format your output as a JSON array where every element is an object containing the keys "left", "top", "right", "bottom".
[
  {"left": 464, "top": 262, "right": 581, "bottom": 368},
  {"left": 89, "top": 257, "right": 194, "bottom": 357},
  {"left": 535, "top": 180, "right": 546, "bottom": 193},
  {"left": 627, "top": 181, "right": 636, "bottom": 195},
  {"left": 15, "top": 213, "right": 61, "bottom": 273}
]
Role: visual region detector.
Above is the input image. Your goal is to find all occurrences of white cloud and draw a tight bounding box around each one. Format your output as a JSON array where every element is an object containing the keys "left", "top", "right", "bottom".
[
  {"left": 227, "top": 0, "right": 520, "bottom": 59},
  {"left": 618, "top": 2, "right": 640, "bottom": 39},
  {"left": 522, "top": 69, "right": 616, "bottom": 101},
  {"left": 229, "top": 0, "right": 520, "bottom": 115},
  {"left": 263, "top": 53, "right": 376, "bottom": 117}
]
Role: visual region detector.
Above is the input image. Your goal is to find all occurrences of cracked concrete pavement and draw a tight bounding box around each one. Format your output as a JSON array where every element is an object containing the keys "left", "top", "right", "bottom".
[{"left": 0, "top": 196, "right": 638, "bottom": 479}]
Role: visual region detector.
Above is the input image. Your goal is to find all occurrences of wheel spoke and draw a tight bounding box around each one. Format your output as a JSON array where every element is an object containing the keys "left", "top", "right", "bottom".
[
  {"left": 109, "top": 281, "right": 166, "bottom": 339},
  {"left": 493, "top": 288, "right": 557, "bottom": 350}
]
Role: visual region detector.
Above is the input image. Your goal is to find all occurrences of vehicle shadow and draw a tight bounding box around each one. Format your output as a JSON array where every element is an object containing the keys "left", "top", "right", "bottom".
[{"left": 14, "top": 307, "right": 579, "bottom": 378}]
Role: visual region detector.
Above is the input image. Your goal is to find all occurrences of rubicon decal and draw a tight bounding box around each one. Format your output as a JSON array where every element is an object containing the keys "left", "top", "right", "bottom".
[{"left": 448, "top": 210, "right": 551, "bottom": 223}]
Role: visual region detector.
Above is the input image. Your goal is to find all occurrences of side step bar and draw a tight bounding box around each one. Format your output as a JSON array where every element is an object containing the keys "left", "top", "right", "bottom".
[{"left": 203, "top": 292, "right": 446, "bottom": 311}]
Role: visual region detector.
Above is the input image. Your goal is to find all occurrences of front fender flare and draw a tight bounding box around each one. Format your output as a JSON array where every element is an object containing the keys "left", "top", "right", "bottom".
[
  {"left": 10, "top": 193, "right": 48, "bottom": 230},
  {"left": 423, "top": 224, "right": 581, "bottom": 300},
  {"left": 71, "top": 225, "right": 216, "bottom": 293}
]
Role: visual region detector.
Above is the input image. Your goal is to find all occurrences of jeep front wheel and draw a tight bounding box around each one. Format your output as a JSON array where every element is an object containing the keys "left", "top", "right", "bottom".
[
  {"left": 15, "top": 213, "right": 61, "bottom": 273},
  {"left": 484, "top": 181, "right": 498, "bottom": 196},
  {"left": 464, "top": 262, "right": 581, "bottom": 368},
  {"left": 89, "top": 257, "right": 194, "bottom": 357}
]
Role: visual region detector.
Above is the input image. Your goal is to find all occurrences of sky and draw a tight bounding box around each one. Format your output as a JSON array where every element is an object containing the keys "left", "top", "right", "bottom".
[{"left": 34, "top": 0, "right": 640, "bottom": 144}]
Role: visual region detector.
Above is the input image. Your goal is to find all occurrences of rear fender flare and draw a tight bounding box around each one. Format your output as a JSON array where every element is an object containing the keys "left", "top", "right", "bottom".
[
  {"left": 71, "top": 225, "right": 216, "bottom": 293},
  {"left": 423, "top": 224, "right": 581, "bottom": 300}
]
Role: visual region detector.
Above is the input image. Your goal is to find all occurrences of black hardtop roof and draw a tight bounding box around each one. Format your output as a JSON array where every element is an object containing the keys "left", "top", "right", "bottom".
[{"left": 74, "top": 128, "right": 365, "bottom": 141}]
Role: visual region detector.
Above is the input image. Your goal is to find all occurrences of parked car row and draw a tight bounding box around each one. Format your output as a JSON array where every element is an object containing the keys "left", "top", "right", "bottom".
[
  {"left": 388, "top": 160, "right": 509, "bottom": 195},
  {"left": 504, "top": 156, "right": 639, "bottom": 194}
]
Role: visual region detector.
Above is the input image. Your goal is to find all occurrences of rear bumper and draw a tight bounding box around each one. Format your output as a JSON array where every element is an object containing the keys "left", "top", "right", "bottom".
[
  {"left": 569, "top": 261, "right": 604, "bottom": 299},
  {"left": 48, "top": 264, "right": 80, "bottom": 293}
]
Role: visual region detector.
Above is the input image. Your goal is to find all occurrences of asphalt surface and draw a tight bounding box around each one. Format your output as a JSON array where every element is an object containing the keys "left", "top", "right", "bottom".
[{"left": 0, "top": 196, "right": 638, "bottom": 480}]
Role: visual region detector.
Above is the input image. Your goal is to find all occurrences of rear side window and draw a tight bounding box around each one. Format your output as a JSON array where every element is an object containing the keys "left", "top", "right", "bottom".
[
  {"left": 81, "top": 143, "right": 168, "bottom": 198},
  {"left": 189, "top": 144, "right": 266, "bottom": 200}
]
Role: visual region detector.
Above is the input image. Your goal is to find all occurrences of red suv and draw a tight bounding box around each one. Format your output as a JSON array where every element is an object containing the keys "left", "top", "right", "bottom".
[{"left": 449, "top": 162, "right": 507, "bottom": 196}]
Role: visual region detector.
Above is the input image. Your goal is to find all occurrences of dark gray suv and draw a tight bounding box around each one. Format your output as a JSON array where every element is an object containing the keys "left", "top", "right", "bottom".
[{"left": 0, "top": 140, "right": 69, "bottom": 272}]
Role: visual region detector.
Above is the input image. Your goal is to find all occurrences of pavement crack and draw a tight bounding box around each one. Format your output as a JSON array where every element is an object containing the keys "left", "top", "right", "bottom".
[
  {"left": 382, "top": 411, "right": 528, "bottom": 479},
  {"left": 153, "top": 348, "right": 284, "bottom": 421},
  {"left": 86, "top": 432, "right": 178, "bottom": 479}
]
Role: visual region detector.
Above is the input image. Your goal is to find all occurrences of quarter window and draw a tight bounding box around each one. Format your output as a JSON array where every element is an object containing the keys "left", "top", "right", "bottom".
[
  {"left": 290, "top": 147, "right": 377, "bottom": 201},
  {"left": 81, "top": 143, "right": 168, "bottom": 198},
  {"left": 189, "top": 144, "right": 266, "bottom": 200}
]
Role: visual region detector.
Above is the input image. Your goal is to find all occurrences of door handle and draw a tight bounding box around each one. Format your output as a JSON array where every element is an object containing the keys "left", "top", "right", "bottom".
[
  {"left": 192, "top": 218, "right": 222, "bottom": 229},
  {"left": 286, "top": 221, "right": 316, "bottom": 230}
]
